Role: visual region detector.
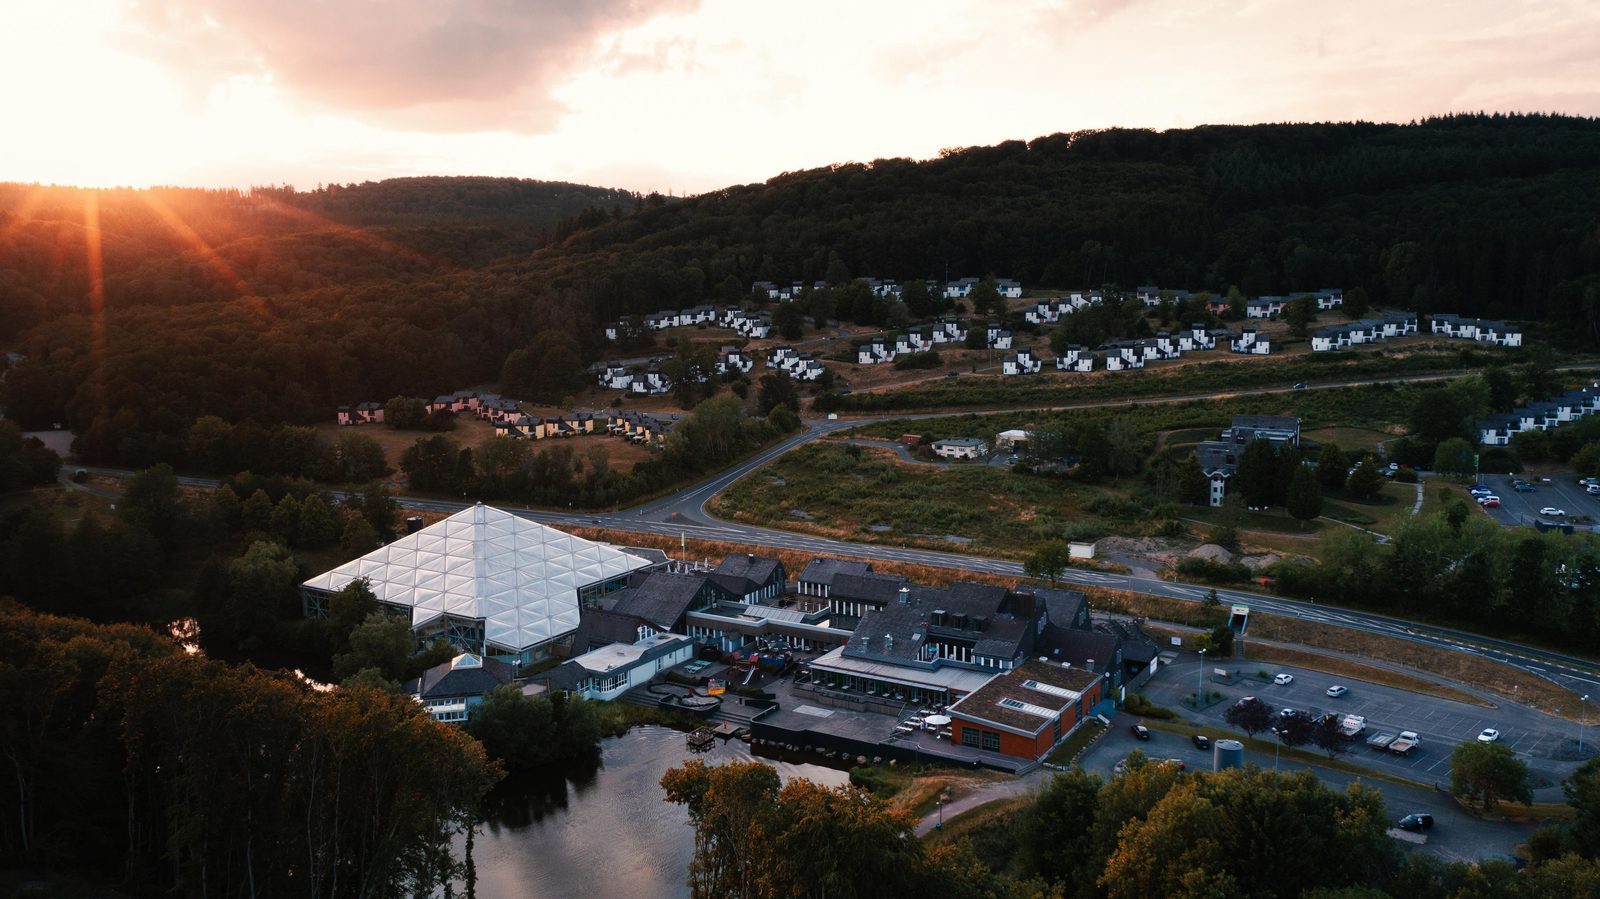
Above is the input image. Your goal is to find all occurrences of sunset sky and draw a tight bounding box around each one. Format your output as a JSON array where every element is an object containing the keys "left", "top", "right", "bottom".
[{"left": 4, "top": 0, "right": 1598, "bottom": 195}]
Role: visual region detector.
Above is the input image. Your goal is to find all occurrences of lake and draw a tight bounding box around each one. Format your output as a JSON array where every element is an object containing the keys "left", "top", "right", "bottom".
[{"left": 468, "top": 726, "right": 850, "bottom": 899}]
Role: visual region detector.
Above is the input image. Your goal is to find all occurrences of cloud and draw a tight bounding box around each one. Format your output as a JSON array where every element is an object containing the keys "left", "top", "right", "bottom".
[{"left": 116, "top": 0, "right": 700, "bottom": 132}]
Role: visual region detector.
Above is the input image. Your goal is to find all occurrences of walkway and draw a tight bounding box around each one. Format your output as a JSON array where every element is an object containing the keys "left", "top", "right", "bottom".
[{"left": 842, "top": 438, "right": 949, "bottom": 467}]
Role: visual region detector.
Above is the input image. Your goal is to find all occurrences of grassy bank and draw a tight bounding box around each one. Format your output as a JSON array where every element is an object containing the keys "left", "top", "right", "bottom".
[{"left": 594, "top": 700, "right": 705, "bottom": 737}]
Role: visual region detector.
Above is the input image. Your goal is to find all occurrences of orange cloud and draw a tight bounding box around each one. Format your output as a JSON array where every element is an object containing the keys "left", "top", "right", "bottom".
[{"left": 118, "top": 0, "right": 700, "bottom": 131}]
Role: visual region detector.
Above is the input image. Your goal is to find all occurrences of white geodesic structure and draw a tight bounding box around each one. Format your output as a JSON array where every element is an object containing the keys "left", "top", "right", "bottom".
[{"left": 302, "top": 504, "right": 650, "bottom": 654}]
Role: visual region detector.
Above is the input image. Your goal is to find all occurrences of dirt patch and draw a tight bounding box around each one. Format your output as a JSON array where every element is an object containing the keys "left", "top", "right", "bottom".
[
  {"left": 1186, "top": 543, "right": 1235, "bottom": 564},
  {"left": 1238, "top": 553, "right": 1280, "bottom": 570},
  {"left": 1099, "top": 535, "right": 1198, "bottom": 568}
]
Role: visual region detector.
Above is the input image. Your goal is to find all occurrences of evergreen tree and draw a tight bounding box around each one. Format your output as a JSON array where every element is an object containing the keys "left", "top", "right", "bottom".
[
  {"left": 297, "top": 494, "right": 338, "bottom": 547},
  {"left": 269, "top": 494, "right": 301, "bottom": 544},
  {"left": 241, "top": 488, "right": 274, "bottom": 534},
  {"left": 1316, "top": 442, "right": 1347, "bottom": 492},
  {"left": 1287, "top": 465, "right": 1323, "bottom": 528},
  {"left": 1176, "top": 455, "right": 1209, "bottom": 506},
  {"left": 340, "top": 514, "right": 380, "bottom": 556},
  {"left": 1236, "top": 438, "right": 1279, "bottom": 508}
]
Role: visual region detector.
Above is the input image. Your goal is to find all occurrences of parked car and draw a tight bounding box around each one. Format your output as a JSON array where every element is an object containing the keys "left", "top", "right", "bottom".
[
  {"left": 1132, "top": 724, "right": 1151, "bottom": 741},
  {"left": 1292, "top": 382, "right": 1307, "bottom": 390},
  {"left": 1478, "top": 728, "right": 1501, "bottom": 743},
  {"left": 1540, "top": 507, "right": 1567, "bottom": 517},
  {"left": 1163, "top": 758, "right": 1187, "bottom": 771},
  {"left": 1480, "top": 497, "right": 1502, "bottom": 508},
  {"left": 1588, "top": 485, "right": 1600, "bottom": 496},
  {"left": 1280, "top": 708, "right": 1300, "bottom": 719},
  {"left": 1469, "top": 486, "right": 1491, "bottom": 497},
  {"left": 1326, "top": 685, "right": 1349, "bottom": 698},
  {"left": 1192, "top": 735, "right": 1211, "bottom": 750},
  {"left": 1273, "top": 673, "right": 1294, "bottom": 685},
  {"left": 1397, "top": 813, "right": 1434, "bottom": 832}
]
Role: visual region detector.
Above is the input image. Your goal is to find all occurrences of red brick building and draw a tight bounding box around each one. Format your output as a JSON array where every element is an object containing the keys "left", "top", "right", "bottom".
[{"left": 948, "top": 660, "right": 1104, "bottom": 761}]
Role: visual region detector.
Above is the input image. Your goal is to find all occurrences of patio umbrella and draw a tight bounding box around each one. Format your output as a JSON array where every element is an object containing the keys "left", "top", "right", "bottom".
[{"left": 923, "top": 714, "right": 952, "bottom": 727}]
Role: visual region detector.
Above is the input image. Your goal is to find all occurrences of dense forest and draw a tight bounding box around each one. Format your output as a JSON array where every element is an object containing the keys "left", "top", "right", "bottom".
[{"left": 4, "top": 115, "right": 1600, "bottom": 469}]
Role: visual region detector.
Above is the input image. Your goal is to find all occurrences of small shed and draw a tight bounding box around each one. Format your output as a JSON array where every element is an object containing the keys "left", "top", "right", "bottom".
[
  {"left": 1069, "top": 541, "right": 1096, "bottom": 560},
  {"left": 995, "top": 429, "right": 1032, "bottom": 450},
  {"left": 898, "top": 434, "right": 923, "bottom": 446}
]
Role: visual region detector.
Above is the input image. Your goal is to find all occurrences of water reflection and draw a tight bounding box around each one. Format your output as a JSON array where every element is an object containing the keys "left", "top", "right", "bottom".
[{"left": 468, "top": 726, "right": 848, "bottom": 899}]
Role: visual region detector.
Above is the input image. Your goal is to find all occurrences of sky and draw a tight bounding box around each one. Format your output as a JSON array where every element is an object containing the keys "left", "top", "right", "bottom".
[{"left": 3, "top": 0, "right": 1599, "bottom": 195}]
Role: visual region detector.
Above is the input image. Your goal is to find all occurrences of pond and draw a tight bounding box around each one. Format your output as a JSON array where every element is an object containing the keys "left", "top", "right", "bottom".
[{"left": 468, "top": 726, "right": 849, "bottom": 899}]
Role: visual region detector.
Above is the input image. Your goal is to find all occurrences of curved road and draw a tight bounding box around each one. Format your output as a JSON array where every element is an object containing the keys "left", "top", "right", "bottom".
[{"left": 73, "top": 365, "right": 1600, "bottom": 699}]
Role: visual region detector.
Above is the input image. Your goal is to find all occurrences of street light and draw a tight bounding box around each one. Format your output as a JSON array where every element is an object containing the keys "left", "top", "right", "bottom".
[
  {"left": 1582, "top": 695, "right": 1591, "bottom": 756},
  {"left": 1197, "top": 648, "right": 1206, "bottom": 708},
  {"left": 935, "top": 793, "right": 945, "bottom": 830}
]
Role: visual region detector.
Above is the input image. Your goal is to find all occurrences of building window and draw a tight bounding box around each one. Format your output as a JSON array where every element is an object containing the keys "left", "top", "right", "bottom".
[
  {"left": 981, "top": 731, "right": 1001, "bottom": 752},
  {"left": 961, "top": 728, "right": 980, "bottom": 748},
  {"left": 603, "top": 672, "right": 627, "bottom": 692}
]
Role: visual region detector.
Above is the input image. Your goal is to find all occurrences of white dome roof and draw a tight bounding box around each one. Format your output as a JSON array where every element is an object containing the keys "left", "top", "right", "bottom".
[{"left": 303, "top": 504, "right": 650, "bottom": 653}]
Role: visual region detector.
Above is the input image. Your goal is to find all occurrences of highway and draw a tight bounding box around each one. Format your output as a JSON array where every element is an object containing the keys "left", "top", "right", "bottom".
[{"left": 68, "top": 364, "right": 1600, "bottom": 701}]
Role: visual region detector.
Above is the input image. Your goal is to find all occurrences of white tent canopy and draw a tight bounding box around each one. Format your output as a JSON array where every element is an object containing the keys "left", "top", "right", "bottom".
[{"left": 303, "top": 504, "right": 650, "bottom": 654}]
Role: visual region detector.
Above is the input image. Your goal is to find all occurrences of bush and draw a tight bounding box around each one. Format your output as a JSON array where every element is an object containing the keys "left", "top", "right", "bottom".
[
  {"left": 1393, "top": 467, "right": 1419, "bottom": 483},
  {"left": 1124, "top": 693, "right": 1177, "bottom": 720},
  {"left": 893, "top": 350, "right": 943, "bottom": 371},
  {"left": 1177, "top": 556, "right": 1251, "bottom": 583}
]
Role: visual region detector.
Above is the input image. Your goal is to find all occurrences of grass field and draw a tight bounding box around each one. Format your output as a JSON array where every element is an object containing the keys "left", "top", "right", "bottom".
[
  {"left": 709, "top": 442, "right": 1160, "bottom": 557},
  {"left": 315, "top": 415, "right": 660, "bottom": 482}
]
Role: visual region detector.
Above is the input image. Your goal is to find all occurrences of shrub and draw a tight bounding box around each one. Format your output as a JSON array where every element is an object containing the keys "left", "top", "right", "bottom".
[
  {"left": 1124, "top": 693, "right": 1177, "bottom": 720},
  {"left": 1393, "top": 467, "right": 1419, "bottom": 483},
  {"left": 893, "top": 350, "right": 943, "bottom": 371},
  {"left": 1177, "top": 557, "right": 1251, "bottom": 583}
]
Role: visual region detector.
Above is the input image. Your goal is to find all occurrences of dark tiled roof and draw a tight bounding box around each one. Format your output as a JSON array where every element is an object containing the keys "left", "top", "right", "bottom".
[
  {"left": 610, "top": 572, "right": 728, "bottom": 630},
  {"left": 949, "top": 660, "right": 1100, "bottom": 735},
  {"left": 1036, "top": 628, "right": 1119, "bottom": 673},
  {"left": 407, "top": 654, "right": 515, "bottom": 701},
  {"left": 799, "top": 558, "right": 871, "bottom": 587},
  {"left": 1230, "top": 414, "right": 1300, "bottom": 432},
  {"left": 571, "top": 608, "right": 655, "bottom": 653},
  {"left": 830, "top": 572, "right": 908, "bottom": 605},
  {"left": 710, "top": 553, "right": 783, "bottom": 596}
]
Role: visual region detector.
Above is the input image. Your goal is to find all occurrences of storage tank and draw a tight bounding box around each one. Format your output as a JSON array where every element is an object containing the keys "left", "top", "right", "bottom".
[
  {"left": 405, "top": 516, "right": 424, "bottom": 534},
  {"left": 1214, "top": 739, "right": 1245, "bottom": 772}
]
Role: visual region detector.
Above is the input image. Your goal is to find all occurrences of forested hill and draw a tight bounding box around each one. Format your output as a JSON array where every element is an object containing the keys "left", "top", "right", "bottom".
[
  {"left": 532, "top": 114, "right": 1600, "bottom": 332},
  {"left": 0, "top": 176, "right": 647, "bottom": 340}
]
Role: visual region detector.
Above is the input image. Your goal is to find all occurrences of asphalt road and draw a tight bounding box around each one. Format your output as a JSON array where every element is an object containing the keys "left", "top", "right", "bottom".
[{"left": 1079, "top": 712, "right": 1537, "bottom": 864}]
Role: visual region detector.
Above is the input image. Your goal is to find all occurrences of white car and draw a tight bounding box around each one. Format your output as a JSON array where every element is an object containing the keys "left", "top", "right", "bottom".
[
  {"left": 1540, "top": 507, "right": 1567, "bottom": 517},
  {"left": 1273, "top": 673, "right": 1294, "bottom": 685},
  {"left": 1478, "top": 728, "right": 1501, "bottom": 743},
  {"left": 1326, "top": 685, "right": 1349, "bottom": 698}
]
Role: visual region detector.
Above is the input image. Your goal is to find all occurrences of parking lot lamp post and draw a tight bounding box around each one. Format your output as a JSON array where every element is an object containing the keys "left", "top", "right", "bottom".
[
  {"left": 936, "top": 794, "right": 944, "bottom": 830},
  {"left": 1582, "top": 695, "right": 1591, "bottom": 756},
  {"left": 1197, "top": 648, "right": 1206, "bottom": 707}
]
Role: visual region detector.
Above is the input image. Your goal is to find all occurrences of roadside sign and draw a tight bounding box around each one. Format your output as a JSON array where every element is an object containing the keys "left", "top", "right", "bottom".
[{"left": 1170, "top": 636, "right": 1182, "bottom": 646}]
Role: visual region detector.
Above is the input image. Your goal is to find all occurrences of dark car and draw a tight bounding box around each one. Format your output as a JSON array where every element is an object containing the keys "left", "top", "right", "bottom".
[
  {"left": 946, "top": 370, "right": 960, "bottom": 378},
  {"left": 1397, "top": 813, "right": 1434, "bottom": 832},
  {"left": 1192, "top": 735, "right": 1210, "bottom": 750},
  {"left": 1292, "top": 382, "right": 1307, "bottom": 390},
  {"left": 1132, "top": 725, "right": 1151, "bottom": 741}
]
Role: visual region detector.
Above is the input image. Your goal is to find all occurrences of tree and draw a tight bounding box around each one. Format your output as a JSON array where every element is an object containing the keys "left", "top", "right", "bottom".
[
  {"left": 968, "top": 279, "right": 1004, "bottom": 318},
  {"left": 1103, "top": 417, "right": 1143, "bottom": 479},
  {"left": 241, "top": 487, "right": 274, "bottom": 534},
  {"left": 401, "top": 434, "right": 462, "bottom": 492},
  {"left": 1236, "top": 438, "right": 1279, "bottom": 508},
  {"left": 1024, "top": 540, "right": 1072, "bottom": 582},
  {"left": 334, "top": 612, "right": 416, "bottom": 681},
  {"left": 1451, "top": 740, "right": 1531, "bottom": 811},
  {"left": 118, "top": 463, "right": 183, "bottom": 547},
  {"left": 1176, "top": 455, "right": 1209, "bottom": 506},
  {"left": 1311, "top": 715, "right": 1351, "bottom": 759},
  {"left": 1565, "top": 757, "right": 1600, "bottom": 858},
  {"left": 773, "top": 301, "right": 805, "bottom": 339},
  {"left": 341, "top": 514, "right": 380, "bottom": 556},
  {"left": 1482, "top": 368, "right": 1517, "bottom": 412},
  {"left": 1202, "top": 588, "right": 1221, "bottom": 611},
  {"left": 358, "top": 480, "right": 400, "bottom": 534},
  {"left": 1286, "top": 465, "right": 1323, "bottom": 528},
  {"left": 1200, "top": 624, "right": 1234, "bottom": 658},
  {"left": 269, "top": 493, "right": 301, "bottom": 544},
  {"left": 1016, "top": 768, "right": 1102, "bottom": 885},
  {"left": 297, "top": 494, "right": 338, "bottom": 547},
  {"left": 1432, "top": 437, "right": 1475, "bottom": 480},
  {"left": 1224, "top": 697, "right": 1274, "bottom": 739},
  {"left": 1275, "top": 712, "right": 1313, "bottom": 749},
  {"left": 502, "top": 329, "right": 586, "bottom": 402},
  {"left": 1346, "top": 457, "right": 1383, "bottom": 500},
  {"left": 1341, "top": 286, "right": 1371, "bottom": 319},
  {"left": 187, "top": 415, "right": 236, "bottom": 472},
  {"left": 1284, "top": 295, "right": 1318, "bottom": 336},
  {"left": 467, "top": 685, "right": 602, "bottom": 770},
  {"left": 757, "top": 372, "right": 800, "bottom": 417},
  {"left": 1316, "top": 442, "right": 1347, "bottom": 492},
  {"left": 322, "top": 431, "right": 388, "bottom": 482},
  {"left": 383, "top": 396, "right": 429, "bottom": 429}
]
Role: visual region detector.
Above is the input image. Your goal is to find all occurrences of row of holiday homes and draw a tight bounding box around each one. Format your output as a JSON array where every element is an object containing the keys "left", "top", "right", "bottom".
[
  {"left": 859, "top": 323, "right": 1277, "bottom": 374},
  {"left": 1478, "top": 382, "right": 1600, "bottom": 446},
  {"left": 336, "top": 391, "right": 525, "bottom": 427},
  {"left": 754, "top": 276, "right": 1024, "bottom": 302},
  {"left": 1137, "top": 286, "right": 1345, "bottom": 316}
]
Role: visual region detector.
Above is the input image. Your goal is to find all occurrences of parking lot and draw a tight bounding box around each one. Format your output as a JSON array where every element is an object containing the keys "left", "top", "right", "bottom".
[
  {"left": 1474, "top": 473, "right": 1600, "bottom": 531},
  {"left": 1142, "top": 660, "right": 1586, "bottom": 788}
]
